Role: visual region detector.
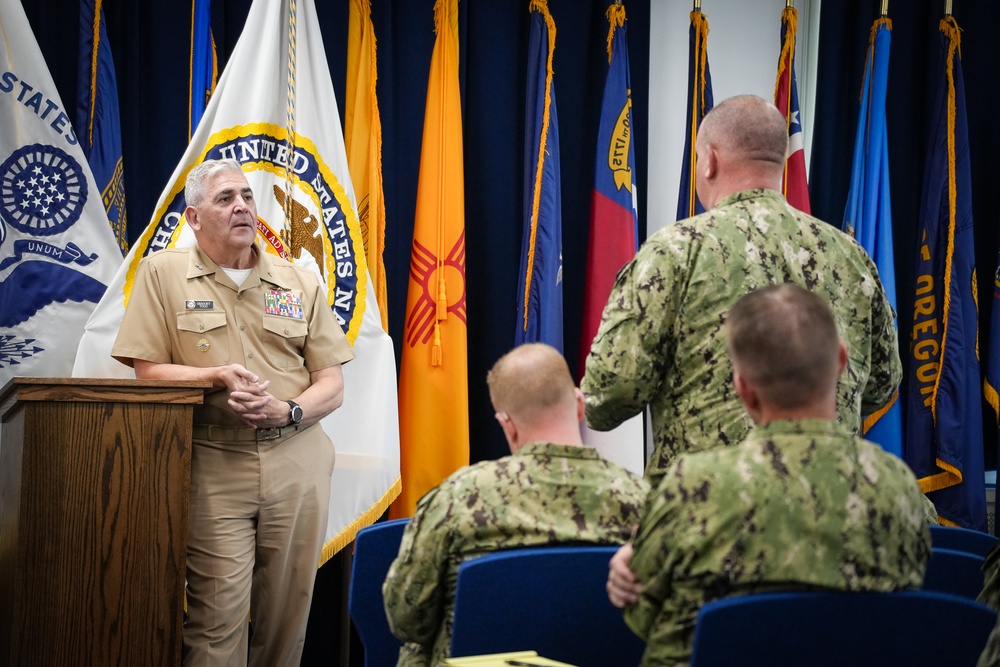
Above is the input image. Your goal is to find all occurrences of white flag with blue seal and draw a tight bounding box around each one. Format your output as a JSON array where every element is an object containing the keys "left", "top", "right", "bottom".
[
  {"left": 0, "top": 0, "right": 121, "bottom": 384},
  {"left": 73, "top": 0, "right": 400, "bottom": 560}
]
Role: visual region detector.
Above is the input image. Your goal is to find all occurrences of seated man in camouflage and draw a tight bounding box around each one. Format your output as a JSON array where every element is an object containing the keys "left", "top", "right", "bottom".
[
  {"left": 611, "top": 285, "right": 931, "bottom": 666},
  {"left": 383, "top": 342, "right": 648, "bottom": 666}
]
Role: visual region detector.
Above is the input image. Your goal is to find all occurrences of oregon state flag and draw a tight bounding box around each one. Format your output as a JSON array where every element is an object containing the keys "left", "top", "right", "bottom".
[
  {"left": 393, "top": 0, "right": 469, "bottom": 518},
  {"left": 676, "top": 8, "right": 713, "bottom": 221},
  {"left": 73, "top": 0, "right": 401, "bottom": 560},
  {"left": 905, "top": 16, "right": 986, "bottom": 531},
  {"left": 774, "top": 5, "right": 810, "bottom": 214},
  {"left": 76, "top": 0, "right": 128, "bottom": 253},
  {"left": 345, "top": 0, "right": 389, "bottom": 333},
  {"left": 516, "top": 0, "right": 563, "bottom": 351},
  {"left": 841, "top": 18, "right": 902, "bottom": 457}
]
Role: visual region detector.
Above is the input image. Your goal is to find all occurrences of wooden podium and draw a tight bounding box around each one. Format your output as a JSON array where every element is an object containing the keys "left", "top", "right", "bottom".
[{"left": 0, "top": 377, "right": 210, "bottom": 666}]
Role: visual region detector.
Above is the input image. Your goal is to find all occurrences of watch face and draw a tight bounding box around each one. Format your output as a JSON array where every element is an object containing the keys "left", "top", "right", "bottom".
[{"left": 289, "top": 402, "right": 303, "bottom": 423}]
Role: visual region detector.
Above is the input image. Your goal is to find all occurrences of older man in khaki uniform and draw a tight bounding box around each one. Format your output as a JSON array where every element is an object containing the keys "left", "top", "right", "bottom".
[{"left": 112, "top": 159, "right": 354, "bottom": 667}]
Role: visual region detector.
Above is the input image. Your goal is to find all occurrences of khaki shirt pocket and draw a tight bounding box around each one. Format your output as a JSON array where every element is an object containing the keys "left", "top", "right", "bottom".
[
  {"left": 262, "top": 314, "right": 308, "bottom": 370},
  {"left": 176, "top": 311, "right": 231, "bottom": 366}
]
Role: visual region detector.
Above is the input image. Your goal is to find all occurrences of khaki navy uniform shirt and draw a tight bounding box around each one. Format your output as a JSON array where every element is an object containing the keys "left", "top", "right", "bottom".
[
  {"left": 112, "top": 242, "right": 353, "bottom": 426},
  {"left": 627, "top": 419, "right": 931, "bottom": 666},
  {"left": 383, "top": 442, "right": 649, "bottom": 667},
  {"left": 582, "top": 189, "right": 902, "bottom": 485}
]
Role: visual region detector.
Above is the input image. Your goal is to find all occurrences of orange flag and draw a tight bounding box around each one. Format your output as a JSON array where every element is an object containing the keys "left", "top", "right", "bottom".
[
  {"left": 392, "top": 0, "right": 469, "bottom": 518},
  {"left": 345, "top": 0, "right": 389, "bottom": 332}
]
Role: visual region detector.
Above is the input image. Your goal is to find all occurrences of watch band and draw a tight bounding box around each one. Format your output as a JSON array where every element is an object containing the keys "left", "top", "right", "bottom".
[{"left": 286, "top": 399, "right": 303, "bottom": 425}]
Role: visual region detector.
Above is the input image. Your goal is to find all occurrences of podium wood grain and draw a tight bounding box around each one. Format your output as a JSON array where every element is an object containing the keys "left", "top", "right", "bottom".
[{"left": 0, "top": 378, "right": 209, "bottom": 667}]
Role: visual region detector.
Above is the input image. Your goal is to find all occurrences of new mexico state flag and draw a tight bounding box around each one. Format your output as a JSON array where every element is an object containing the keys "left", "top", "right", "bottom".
[{"left": 392, "top": 0, "right": 469, "bottom": 518}]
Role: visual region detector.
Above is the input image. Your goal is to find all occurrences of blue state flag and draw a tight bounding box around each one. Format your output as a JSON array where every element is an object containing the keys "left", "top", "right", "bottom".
[
  {"left": 0, "top": 0, "right": 122, "bottom": 384},
  {"left": 841, "top": 18, "right": 902, "bottom": 457},
  {"left": 516, "top": 0, "right": 563, "bottom": 350},
  {"left": 189, "top": 0, "right": 217, "bottom": 139},
  {"left": 986, "top": 248, "right": 1000, "bottom": 447},
  {"left": 676, "top": 9, "right": 713, "bottom": 222},
  {"left": 76, "top": 0, "right": 127, "bottom": 254},
  {"left": 906, "top": 16, "right": 986, "bottom": 531}
]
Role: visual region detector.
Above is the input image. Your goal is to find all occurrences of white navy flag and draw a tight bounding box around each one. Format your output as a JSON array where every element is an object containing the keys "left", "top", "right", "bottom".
[
  {"left": 0, "top": 0, "right": 121, "bottom": 384},
  {"left": 74, "top": 0, "right": 400, "bottom": 559}
]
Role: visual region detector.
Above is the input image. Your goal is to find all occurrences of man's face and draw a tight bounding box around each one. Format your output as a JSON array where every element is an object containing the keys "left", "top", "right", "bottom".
[{"left": 190, "top": 170, "right": 258, "bottom": 250}]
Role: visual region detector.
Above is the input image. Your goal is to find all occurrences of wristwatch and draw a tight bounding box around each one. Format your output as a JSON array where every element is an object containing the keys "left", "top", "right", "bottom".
[{"left": 286, "top": 400, "right": 303, "bottom": 426}]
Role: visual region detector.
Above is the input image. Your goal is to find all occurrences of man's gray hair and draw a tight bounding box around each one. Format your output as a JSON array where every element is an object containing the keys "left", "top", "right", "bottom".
[{"left": 185, "top": 159, "right": 245, "bottom": 208}]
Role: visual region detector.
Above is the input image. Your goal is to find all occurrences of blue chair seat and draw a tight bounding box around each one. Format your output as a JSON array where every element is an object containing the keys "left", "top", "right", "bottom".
[
  {"left": 450, "top": 545, "right": 644, "bottom": 667},
  {"left": 689, "top": 589, "right": 995, "bottom": 667},
  {"left": 929, "top": 524, "right": 998, "bottom": 559},
  {"left": 923, "top": 547, "right": 986, "bottom": 599},
  {"left": 348, "top": 518, "right": 409, "bottom": 667}
]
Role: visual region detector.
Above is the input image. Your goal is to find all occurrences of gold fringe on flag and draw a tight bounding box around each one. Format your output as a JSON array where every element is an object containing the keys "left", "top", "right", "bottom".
[
  {"left": 605, "top": 3, "right": 625, "bottom": 64},
  {"left": 522, "top": 0, "right": 557, "bottom": 332},
  {"left": 684, "top": 10, "right": 710, "bottom": 217}
]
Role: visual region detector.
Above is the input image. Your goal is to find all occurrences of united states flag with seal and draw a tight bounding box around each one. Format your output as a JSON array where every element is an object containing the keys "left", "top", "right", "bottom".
[{"left": 0, "top": 0, "right": 121, "bottom": 384}]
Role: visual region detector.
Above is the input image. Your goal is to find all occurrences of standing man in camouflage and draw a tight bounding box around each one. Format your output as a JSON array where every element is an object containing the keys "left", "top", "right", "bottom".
[
  {"left": 582, "top": 94, "right": 901, "bottom": 487},
  {"left": 616, "top": 285, "right": 930, "bottom": 666},
  {"left": 383, "top": 343, "right": 648, "bottom": 666}
]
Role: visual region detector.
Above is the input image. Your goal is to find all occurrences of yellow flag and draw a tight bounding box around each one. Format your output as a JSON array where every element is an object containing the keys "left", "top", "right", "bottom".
[
  {"left": 345, "top": 0, "right": 389, "bottom": 332},
  {"left": 392, "top": 0, "right": 469, "bottom": 518}
]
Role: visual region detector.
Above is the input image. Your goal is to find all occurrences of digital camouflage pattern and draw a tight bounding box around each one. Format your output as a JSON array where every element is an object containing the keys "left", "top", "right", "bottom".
[
  {"left": 382, "top": 442, "right": 648, "bottom": 666},
  {"left": 627, "top": 419, "right": 931, "bottom": 666},
  {"left": 582, "top": 189, "right": 902, "bottom": 485}
]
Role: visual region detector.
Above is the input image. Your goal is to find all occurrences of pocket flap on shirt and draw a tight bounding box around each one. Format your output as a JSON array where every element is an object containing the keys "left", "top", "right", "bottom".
[
  {"left": 262, "top": 314, "right": 308, "bottom": 339},
  {"left": 176, "top": 311, "right": 228, "bottom": 334}
]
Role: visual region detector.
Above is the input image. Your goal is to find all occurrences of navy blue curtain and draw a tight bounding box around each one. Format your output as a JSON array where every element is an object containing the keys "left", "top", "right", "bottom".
[{"left": 811, "top": 1, "right": 1000, "bottom": 471}]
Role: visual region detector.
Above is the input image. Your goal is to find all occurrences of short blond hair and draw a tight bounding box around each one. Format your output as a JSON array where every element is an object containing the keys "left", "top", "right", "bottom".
[{"left": 486, "top": 343, "right": 576, "bottom": 427}]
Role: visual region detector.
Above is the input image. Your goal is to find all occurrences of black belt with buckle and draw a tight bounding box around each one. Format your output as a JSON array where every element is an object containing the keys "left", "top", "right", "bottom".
[{"left": 191, "top": 424, "right": 302, "bottom": 442}]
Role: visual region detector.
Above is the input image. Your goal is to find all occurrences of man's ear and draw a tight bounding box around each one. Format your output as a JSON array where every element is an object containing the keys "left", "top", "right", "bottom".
[
  {"left": 185, "top": 206, "right": 201, "bottom": 231},
  {"left": 837, "top": 340, "right": 848, "bottom": 375},
  {"left": 702, "top": 143, "right": 719, "bottom": 181},
  {"left": 495, "top": 412, "right": 517, "bottom": 451},
  {"left": 733, "top": 369, "right": 761, "bottom": 421},
  {"left": 574, "top": 387, "right": 585, "bottom": 423}
]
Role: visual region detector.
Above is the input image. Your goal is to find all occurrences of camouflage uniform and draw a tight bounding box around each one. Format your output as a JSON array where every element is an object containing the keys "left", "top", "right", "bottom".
[
  {"left": 382, "top": 442, "right": 648, "bottom": 666},
  {"left": 582, "top": 189, "right": 902, "bottom": 485},
  {"left": 626, "top": 419, "right": 931, "bottom": 666}
]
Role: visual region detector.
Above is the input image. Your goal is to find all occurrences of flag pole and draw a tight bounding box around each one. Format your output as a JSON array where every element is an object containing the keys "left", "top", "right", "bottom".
[
  {"left": 785, "top": 0, "right": 793, "bottom": 8},
  {"left": 944, "top": 0, "right": 952, "bottom": 16},
  {"left": 880, "top": 0, "right": 889, "bottom": 17},
  {"left": 693, "top": 0, "right": 701, "bottom": 12}
]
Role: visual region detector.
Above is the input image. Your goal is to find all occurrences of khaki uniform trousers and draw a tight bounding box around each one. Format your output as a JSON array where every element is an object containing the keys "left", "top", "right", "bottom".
[{"left": 183, "top": 424, "right": 335, "bottom": 667}]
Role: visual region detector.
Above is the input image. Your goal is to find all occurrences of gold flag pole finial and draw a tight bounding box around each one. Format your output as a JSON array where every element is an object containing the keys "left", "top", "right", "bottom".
[
  {"left": 693, "top": 0, "right": 701, "bottom": 12},
  {"left": 880, "top": 0, "right": 889, "bottom": 17},
  {"left": 944, "top": 0, "right": 953, "bottom": 16},
  {"left": 785, "top": 0, "right": 793, "bottom": 8}
]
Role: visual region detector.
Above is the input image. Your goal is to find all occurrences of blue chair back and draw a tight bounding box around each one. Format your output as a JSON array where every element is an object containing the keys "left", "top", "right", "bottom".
[
  {"left": 348, "top": 518, "right": 409, "bottom": 667},
  {"left": 929, "top": 524, "right": 998, "bottom": 559},
  {"left": 923, "top": 547, "right": 986, "bottom": 599},
  {"left": 449, "top": 545, "right": 644, "bottom": 667},
  {"left": 689, "top": 589, "right": 995, "bottom": 667}
]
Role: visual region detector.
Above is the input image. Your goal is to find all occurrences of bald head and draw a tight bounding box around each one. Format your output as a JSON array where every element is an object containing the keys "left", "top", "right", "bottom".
[
  {"left": 698, "top": 95, "right": 788, "bottom": 168},
  {"left": 726, "top": 284, "right": 842, "bottom": 411},
  {"left": 693, "top": 95, "right": 789, "bottom": 210}
]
